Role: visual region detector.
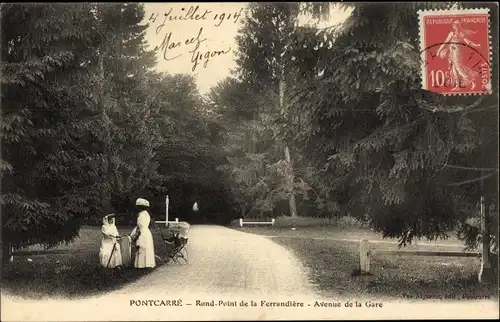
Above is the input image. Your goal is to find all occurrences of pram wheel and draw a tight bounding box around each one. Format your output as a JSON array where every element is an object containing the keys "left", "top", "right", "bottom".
[
  {"left": 163, "top": 241, "right": 188, "bottom": 264},
  {"left": 175, "top": 247, "right": 188, "bottom": 264},
  {"left": 157, "top": 224, "right": 190, "bottom": 265}
]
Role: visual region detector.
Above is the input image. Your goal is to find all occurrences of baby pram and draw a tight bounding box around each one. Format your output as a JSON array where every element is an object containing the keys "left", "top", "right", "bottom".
[{"left": 157, "top": 222, "right": 190, "bottom": 264}]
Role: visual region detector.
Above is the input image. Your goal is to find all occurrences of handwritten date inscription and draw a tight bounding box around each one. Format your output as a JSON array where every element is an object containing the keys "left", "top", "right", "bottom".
[
  {"left": 150, "top": 5, "right": 242, "bottom": 71},
  {"left": 149, "top": 5, "right": 242, "bottom": 27}
]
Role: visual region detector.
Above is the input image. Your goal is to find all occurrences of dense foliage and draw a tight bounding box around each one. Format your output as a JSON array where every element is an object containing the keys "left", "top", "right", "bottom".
[
  {"left": 1, "top": 2, "right": 497, "bottom": 253},
  {"left": 2, "top": 4, "right": 102, "bottom": 248},
  {"left": 217, "top": 2, "right": 498, "bottom": 248},
  {"left": 283, "top": 2, "right": 498, "bottom": 247},
  {"left": 0, "top": 3, "right": 237, "bottom": 252}
]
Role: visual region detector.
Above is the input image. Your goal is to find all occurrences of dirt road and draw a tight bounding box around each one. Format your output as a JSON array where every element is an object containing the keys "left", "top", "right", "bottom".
[
  {"left": 2, "top": 225, "right": 497, "bottom": 321},
  {"left": 119, "top": 224, "right": 316, "bottom": 297},
  {"left": 2, "top": 225, "right": 320, "bottom": 321}
]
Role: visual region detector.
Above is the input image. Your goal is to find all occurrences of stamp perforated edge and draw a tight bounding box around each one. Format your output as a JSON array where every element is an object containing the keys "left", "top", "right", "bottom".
[{"left": 417, "top": 8, "right": 492, "bottom": 96}]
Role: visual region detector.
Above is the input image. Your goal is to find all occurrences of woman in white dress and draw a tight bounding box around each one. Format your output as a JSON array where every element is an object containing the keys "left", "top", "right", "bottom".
[
  {"left": 130, "top": 198, "right": 156, "bottom": 268},
  {"left": 99, "top": 214, "right": 122, "bottom": 268}
]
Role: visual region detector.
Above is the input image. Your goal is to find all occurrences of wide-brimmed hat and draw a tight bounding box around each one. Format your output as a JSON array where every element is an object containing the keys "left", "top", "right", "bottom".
[{"left": 135, "top": 198, "right": 150, "bottom": 207}]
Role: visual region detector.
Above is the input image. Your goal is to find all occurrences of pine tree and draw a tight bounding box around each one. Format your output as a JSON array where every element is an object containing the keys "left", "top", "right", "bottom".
[
  {"left": 90, "top": 3, "right": 162, "bottom": 218},
  {"left": 234, "top": 3, "right": 310, "bottom": 217},
  {"left": 0, "top": 3, "right": 165, "bottom": 253},
  {"left": 285, "top": 2, "right": 498, "bottom": 246},
  {"left": 211, "top": 78, "right": 275, "bottom": 217}
]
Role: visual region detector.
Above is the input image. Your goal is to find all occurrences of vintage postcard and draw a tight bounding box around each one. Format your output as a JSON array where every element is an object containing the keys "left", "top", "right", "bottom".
[{"left": 1, "top": 2, "right": 498, "bottom": 321}]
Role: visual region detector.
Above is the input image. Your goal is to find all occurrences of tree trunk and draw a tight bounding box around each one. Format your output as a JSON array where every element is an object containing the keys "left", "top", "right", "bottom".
[
  {"left": 284, "top": 144, "right": 298, "bottom": 217},
  {"left": 98, "top": 47, "right": 112, "bottom": 214},
  {"left": 279, "top": 74, "right": 298, "bottom": 217}
]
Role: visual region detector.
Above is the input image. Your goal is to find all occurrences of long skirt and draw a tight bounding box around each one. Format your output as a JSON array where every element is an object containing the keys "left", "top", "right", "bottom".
[
  {"left": 99, "top": 241, "right": 122, "bottom": 268},
  {"left": 449, "top": 45, "right": 478, "bottom": 87},
  {"left": 134, "top": 228, "right": 156, "bottom": 268}
]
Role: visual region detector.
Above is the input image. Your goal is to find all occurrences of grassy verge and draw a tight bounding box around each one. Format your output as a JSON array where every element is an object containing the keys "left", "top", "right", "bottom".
[
  {"left": 273, "top": 237, "right": 497, "bottom": 301},
  {"left": 1, "top": 226, "right": 168, "bottom": 300},
  {"left": 235, "top": 226, "right": 466, "bottom": 247},
  {"left": 233, "top": 221, "right": 498, "bottom": 301}
]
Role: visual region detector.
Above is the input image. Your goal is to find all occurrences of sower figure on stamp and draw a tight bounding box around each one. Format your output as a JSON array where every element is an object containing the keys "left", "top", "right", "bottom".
[
  {"left": 436, "top": 20, "right": 481, "bottom": 91},
  {"left": 130, "top": 198, "right": 156, "bottom": 269},
  {"left": 419, "top": 8, "right": 491, "bottom": 96}
]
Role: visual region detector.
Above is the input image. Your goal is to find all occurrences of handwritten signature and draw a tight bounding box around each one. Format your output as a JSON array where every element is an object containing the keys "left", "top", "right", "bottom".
[{"left": 154, "top": 27, "right": 232, "bottom": 72}]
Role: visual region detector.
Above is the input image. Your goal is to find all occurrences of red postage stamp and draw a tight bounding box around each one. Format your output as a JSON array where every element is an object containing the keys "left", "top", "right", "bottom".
[{"left": 418, "top": 8, "right": 491, "bottom": 95}]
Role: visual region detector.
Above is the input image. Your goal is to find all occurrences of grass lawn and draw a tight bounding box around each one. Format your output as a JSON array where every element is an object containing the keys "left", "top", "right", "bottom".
[
  {"left": 234, "top": 223, "right": 499, "bottom": 301},
  {"left": 1, "top": 226, "right": 169, "bottom": 300}
]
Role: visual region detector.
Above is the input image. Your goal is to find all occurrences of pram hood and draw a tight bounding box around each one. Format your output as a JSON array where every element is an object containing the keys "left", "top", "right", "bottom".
[{"left": 167, "top": 221, "right": 190, "bottom": 238}]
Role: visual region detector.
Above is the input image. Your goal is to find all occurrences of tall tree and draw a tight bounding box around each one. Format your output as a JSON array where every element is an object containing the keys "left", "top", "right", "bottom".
[
  {"left": 1, "top": 3, "right": 102, "bottom": 252},
  {"left": 90, "top": 3, "right": 162, "bottom": 218},
  {"left": 149, "top": 74, "right": 235, "bottom": 223},
  {"left": 209, "top": 76, "right": 314, "bottom": 218},
  {"left": 234, "top": 3, "right": 306, "bottom": 217},
  {"left": 285, "top": 2, "right": 498, "bottom": 247},
  {"left": 0, "top": 3, "right": 166, "bottom": 256},
  {"left": 210, "top": 77, "right": 275, "bottom": 217}
]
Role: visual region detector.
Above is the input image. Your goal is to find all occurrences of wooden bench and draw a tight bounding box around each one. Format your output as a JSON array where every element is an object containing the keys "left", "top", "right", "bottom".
[{"left": 239, "top": 218, "right": 275, "bottom": 227}]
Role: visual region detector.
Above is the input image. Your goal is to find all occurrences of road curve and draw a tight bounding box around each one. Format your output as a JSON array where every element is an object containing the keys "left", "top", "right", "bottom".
[
  {"left": 2, "top": 225, "right": 322, "bottom": 321},
  {"left": 3, "top": 226, "right": 498, "bottom": 321},
  {"left": 119, "top": 225, "right": 316, "bottom": 297}
]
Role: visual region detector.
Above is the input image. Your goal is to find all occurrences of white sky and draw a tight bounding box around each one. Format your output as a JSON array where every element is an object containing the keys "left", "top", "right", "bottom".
[{"left": 143, "top": 3, "right": 352, "bottom": 94}]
